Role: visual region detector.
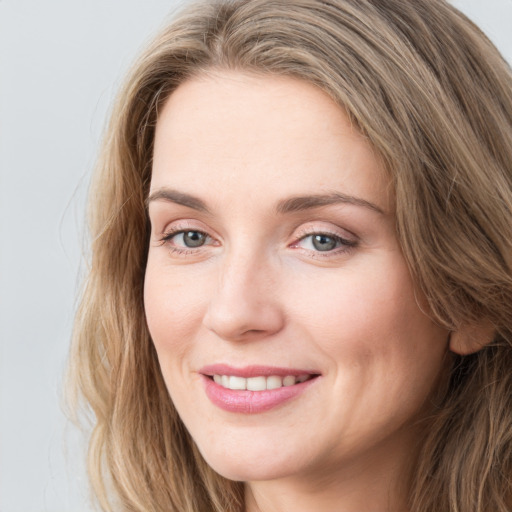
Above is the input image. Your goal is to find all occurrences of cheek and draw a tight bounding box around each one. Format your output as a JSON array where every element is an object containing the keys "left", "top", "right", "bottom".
[
  {"left": 143, "top": 259, "right": 207, "bottom": 362},
  {"left": 287, "top": 259, "right": 449, "bottom": 447},
  {"left": 288, "top": 257, "right": 409, "bottom": 336},
  {"left": 288, "top": 255, "right": 448, "bottom": 381}
]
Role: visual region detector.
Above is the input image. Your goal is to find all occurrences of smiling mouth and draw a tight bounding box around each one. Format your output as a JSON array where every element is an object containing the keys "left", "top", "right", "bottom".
[
  {"left": 200, "top": 366, "right": 321, "bottom": 413},
  {"left": 208, "top": 374, "right": 315, "bottom": 391}
]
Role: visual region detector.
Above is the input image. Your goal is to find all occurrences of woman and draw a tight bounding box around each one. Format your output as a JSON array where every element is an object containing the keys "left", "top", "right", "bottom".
[{"left": 69, "top": 0, "right": 512, "bottom": 511}]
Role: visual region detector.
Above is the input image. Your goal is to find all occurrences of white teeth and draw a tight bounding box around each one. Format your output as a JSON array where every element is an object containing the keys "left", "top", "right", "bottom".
[
  {"left": 212, "top": 374, "right": 311, "bottom": 390},
  {"left": 266, "top": 375, "right": 282, "bottom": 390},
  {"left": 229, "top": 376, "right": 246, "bottom": 390},
  {"left": 246, "top": 376, "right": 266, "bottom": 391}
]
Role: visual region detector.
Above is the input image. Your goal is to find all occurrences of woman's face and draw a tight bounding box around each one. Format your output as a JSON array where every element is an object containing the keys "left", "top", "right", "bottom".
[{"left": 145, "top": 72, "right": 450, "bottom": 485}]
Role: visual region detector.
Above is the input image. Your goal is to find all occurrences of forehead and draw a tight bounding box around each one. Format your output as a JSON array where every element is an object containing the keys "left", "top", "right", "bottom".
[{"left": 151, "top": 71, "right": 392, "bottom": 214}]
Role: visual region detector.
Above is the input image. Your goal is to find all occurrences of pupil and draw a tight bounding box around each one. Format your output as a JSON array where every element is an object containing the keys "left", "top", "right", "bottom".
[
  {"left": 183, "top": 231, "right": 205, "bottom": 248},
  {"left": 312, "top": 234, "right": 337, "bottom": 251}
]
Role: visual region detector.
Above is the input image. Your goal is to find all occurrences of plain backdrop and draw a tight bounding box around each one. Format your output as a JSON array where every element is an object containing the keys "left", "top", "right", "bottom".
[{"left": 0, "top": 1, "right": 511, "bottom": 511}]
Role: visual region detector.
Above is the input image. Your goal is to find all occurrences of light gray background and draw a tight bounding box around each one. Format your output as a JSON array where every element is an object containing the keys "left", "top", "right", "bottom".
[{"left": 0, "top": 1, "right": 511, "bottom": 511}]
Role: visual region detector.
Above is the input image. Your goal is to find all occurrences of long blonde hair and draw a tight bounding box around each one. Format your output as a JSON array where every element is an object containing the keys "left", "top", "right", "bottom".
[{"left": 68, "top": 1, "right": 512, "bottom": 510}]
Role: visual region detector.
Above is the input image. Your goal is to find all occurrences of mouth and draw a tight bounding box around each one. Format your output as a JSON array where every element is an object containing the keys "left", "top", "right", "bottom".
[
  {"left": 199, "top": 365, "right": 321, "bottom": 414},
  {"left": 207, "top": 373, "right": 315, "bottom": 391}
]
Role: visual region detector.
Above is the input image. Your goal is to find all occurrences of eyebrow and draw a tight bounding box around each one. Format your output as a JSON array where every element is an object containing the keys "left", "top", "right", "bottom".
[
  {"left": 146, "top": 188, "right": 385, "bottom": 216},
  {"left": 146, "top": 189, "right": 210, "bottom": 212},
  {"left": 276, "top": 192, "right": 385, "bottom": 215}
]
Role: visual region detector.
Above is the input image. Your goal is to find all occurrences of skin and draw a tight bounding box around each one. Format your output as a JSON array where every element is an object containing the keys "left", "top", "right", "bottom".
[{"left": 144, "top": 71, "right": 451, "bottom": 512}]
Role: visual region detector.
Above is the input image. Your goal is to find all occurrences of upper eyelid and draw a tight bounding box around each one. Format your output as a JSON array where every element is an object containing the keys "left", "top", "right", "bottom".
[
  {"left": 293, "top": 222, "right": 357, "bottom": 241},
  {"left": 293, "top": 232, "right": 357, "bottom": 248},
  {"left": 296, "top": 232, "right": 354, "bottom": 243},
  {"left": 160, "top": 227, "right": 212, "bottom": 241},
  {"left": 159, "top": 230, "right": 356, "bottom": 256},
  {"left": 154, "top": 218, "right": 358, "bottom": 242},
  {"left": 156, "top": 218, "right": 214, "bottom": 236}
]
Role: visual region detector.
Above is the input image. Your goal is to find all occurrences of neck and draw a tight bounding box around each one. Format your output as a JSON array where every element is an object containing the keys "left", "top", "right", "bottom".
[{"left": 245, "top": 473, "right": 409, "bottom": 512}]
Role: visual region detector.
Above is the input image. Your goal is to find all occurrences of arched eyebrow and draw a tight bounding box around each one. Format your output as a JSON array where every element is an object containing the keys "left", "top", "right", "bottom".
[
  {"left": 146, "top": 188, "right": 385, "bottom": 215},
  {"left": 146, "top": 189, "right": 210, "bottom": 212},
  {"left": 276, "top": 192, "right": 385, "bottom": 215}
]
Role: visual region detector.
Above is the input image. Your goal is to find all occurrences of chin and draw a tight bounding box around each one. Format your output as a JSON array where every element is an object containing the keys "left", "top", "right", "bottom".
[{"left": 197, "top": 443, "right": 303, "bottom": 483}]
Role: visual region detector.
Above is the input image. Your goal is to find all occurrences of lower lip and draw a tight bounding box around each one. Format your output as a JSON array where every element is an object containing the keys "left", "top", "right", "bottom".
[{"left": 202, "top": 375, "right": 318, "bottom": 414}]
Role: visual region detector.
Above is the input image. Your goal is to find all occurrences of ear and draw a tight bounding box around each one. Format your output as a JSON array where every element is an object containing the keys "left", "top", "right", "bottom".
[{"left": 449, "top": 320, "right": 495, "bottom": 355}]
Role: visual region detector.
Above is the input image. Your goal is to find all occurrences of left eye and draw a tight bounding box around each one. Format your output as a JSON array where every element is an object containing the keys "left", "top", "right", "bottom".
[{"left": 297, "top": 233, "right": 352, "bottom": 252}]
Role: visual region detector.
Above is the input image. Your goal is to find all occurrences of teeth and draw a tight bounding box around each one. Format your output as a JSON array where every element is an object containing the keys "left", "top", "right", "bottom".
[
  {"left": 229, "top": 376, "right": 246, "bottom": 390},
  {"left": 266, "top": 375, "right": 282, "bottom": 390},
  {"left": 212, "top": 374, "right": 311, "bottom": 391},
  {"left": 246, "top": 376, "right": 266, "bottom": 391},
  {"left": 283, "top": 375, "right": 296, "bottom": 387}
]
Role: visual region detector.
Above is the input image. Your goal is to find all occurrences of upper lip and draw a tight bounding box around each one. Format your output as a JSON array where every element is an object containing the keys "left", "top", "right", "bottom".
[{"left": 199, "top": 364, "right": 320, "bottom": 378}]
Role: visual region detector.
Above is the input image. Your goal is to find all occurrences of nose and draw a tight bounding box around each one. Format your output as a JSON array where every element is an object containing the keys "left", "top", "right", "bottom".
[{"left": 203, "top": 252, "right": 285, "bottom": 342}]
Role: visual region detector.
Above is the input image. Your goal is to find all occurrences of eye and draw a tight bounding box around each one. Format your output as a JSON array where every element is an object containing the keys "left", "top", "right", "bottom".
[
  {"left": 310, "top": 234, "right": 340, "bottom": 251},
  {"left": 160, "top": 228, "right": 214, "bottom": 250},
  {"left": 175, "top": 230, "right": 208, "bottom": 248},
  {"left": 294, "top": 231, "right": 357, "bottom": 254}
]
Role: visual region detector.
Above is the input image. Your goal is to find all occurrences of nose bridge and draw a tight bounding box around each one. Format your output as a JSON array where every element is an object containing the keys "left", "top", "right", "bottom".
[
  {"left": 221, "top": 245, "right": 267, "bottom": 296},
  {"left": 203, "top": 240, "right": 284, "bottom": 341}
]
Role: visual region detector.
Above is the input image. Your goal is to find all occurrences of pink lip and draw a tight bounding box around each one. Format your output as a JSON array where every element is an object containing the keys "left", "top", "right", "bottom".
[
  {"left": 199, "top": 364, "right": 320, "bottom": 414},
  {"left": 200, "top": 364, "right": 318, "bottom": 378}
]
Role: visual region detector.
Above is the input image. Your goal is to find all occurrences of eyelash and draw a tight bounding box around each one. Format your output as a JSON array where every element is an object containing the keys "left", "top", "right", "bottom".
[
  {"left": 292, "top": 230, "right": 357, "bottom": 258},
  {"left": 158, "top": 227, "right": 214, "bottom": 255},
  {"left": 158, "top": 227, "right": 357, "bottom": 258}
]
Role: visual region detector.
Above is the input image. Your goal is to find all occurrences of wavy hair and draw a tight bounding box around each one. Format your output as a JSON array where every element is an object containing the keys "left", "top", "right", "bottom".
[{"left": 68, "top": 1, "right": 512, "bottom": 510}]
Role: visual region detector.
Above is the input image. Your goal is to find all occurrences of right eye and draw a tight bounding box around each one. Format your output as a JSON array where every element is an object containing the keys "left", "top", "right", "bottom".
[
  {"left": 170, "top": 230, "right": 209, "bottom": 248},
  {"left": 160, "top": 229, "right": 215, "bottom": 252}
]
